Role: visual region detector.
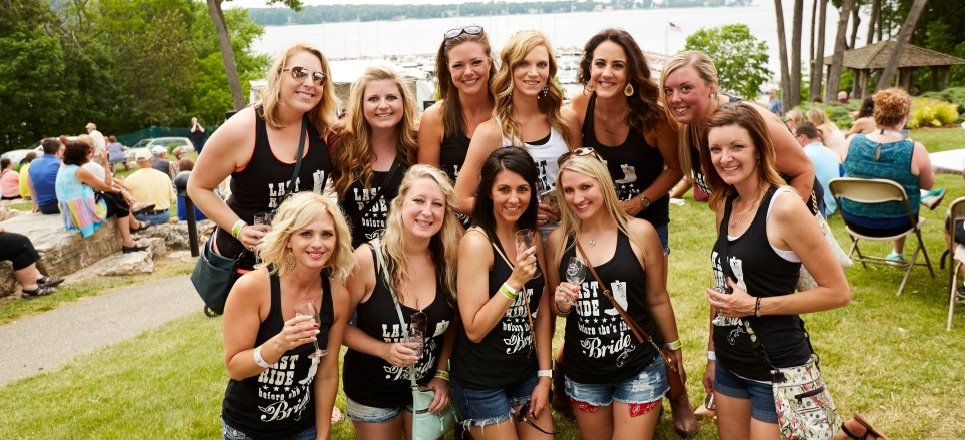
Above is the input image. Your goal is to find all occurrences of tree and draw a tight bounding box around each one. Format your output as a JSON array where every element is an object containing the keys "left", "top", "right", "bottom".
[
  {"left": 790, "top": 0, "right": 804, "bottom": 108},
  {"left": 206, "top": 0, "right": 302, "bottom": 111},
  {"left": 774, "top": 0, "right": 792, "bottom": 108},
  {"left": 809, "top": 0, "right": 829, "bottom": 101},
  {"left": 877, "top": 0, "right": 928, "bottom": 90},
  {"left": 824, "top": 0, "right": 854, "bottom": 103},
  {"left": 684, "top": 24, "right": 772, "bottom": 99}
]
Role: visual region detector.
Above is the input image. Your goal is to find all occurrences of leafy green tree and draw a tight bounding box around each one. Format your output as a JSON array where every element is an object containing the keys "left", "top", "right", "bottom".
[
  {"left": 0, "top": 29, "right": 68, "bottom": 147},
  {"left": 684, "top": 24, "right": 772, "bottom": 99}
]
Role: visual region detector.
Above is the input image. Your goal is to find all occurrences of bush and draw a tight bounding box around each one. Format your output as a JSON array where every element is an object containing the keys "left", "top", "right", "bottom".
[
  {"left": 921, "top": 86, "right": 965, "bottom": 120},
  {"left": 908, "top": 97, "right": 960, "bottom": 128}
]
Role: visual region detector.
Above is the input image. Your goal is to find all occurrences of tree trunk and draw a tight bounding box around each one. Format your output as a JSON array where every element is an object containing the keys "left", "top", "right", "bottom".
[
  {"left": 774, "top": 0, "right": 791, "bottom": 107},
  {"left": 810, "top": 0, "right": 829, "bottom": 101},
  {"left": 206, "top": 0, "right": 246, "bottom": 110},
  {"left": 865, "top": 0, "right": 879, "bottom": 45},
  {"left": 849, "top": 5, "right": 860, "bottom": 49},
  {"left": 824, "top": 0, "right": 853, "bottom": 103},
  {"left": 790, "top": 0, "right": 804, "bottom": 108},
  {"left": 877, "top": 0, "right": 928, "bottom": 91},
  {"left": 809, "top": 0, "right": 817, "bottom": 68}
]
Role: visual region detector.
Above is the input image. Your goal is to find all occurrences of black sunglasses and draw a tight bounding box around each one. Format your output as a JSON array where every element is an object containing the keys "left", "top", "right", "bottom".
[
  {"left": 283, "top": 66, "right": 326, "bottom": 85},
  {"left": 444, "top": 25, "right": 483, "bottom": 39},
  {"left": 515, "top": 402, "right": 559, "bottom": 435},
  {"left": 557, "top": 147, "right": 602, "bottom": 167}
]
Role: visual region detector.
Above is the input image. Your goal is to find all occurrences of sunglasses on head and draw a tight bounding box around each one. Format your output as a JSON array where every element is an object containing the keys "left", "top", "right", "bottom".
[
  {"left": 283, "top": 66, "right": 325, "bottom": 85},
  {"left": 444, "top": 25, "right": 483, "bottom": 39},
  {"left": 515, "top": 402, "right": 559, "bottom": 435},
  {"left": 557, "top": 147, "right": 602, "bottom": 167}
]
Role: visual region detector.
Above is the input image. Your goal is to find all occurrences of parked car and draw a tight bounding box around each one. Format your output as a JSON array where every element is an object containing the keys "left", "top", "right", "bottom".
[
  {"left": 126, "top": 137, "right": 194, "bottom": 161},
  {"left": 0, "top": 146, "right": 44, "bottom": 165}
]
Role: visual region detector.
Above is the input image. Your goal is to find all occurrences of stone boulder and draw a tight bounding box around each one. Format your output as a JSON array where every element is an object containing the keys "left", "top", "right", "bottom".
[
  {"left": 96, "top": 251, "right": 154, "bottom": 276},
  {"left": 135, "top": 220, "right": 214, "bottom": 252}
]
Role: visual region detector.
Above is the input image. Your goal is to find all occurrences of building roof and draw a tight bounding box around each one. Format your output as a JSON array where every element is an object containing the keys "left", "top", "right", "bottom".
[{"left": 822, "top": 40, "right": 965, "bottom": 69}]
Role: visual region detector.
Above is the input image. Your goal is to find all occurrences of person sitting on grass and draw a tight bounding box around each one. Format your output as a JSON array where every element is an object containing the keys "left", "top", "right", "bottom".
[
  {"left": 125, "top": 149, "right": 176, "bottom": 227},
  {"left": 0, "top": 227, "right": 64, "bottom": 298}
]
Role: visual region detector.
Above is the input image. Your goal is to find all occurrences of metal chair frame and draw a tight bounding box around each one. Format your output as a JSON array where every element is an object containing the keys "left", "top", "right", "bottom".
[{"left": 945, "top": 196, "right": 965, "bottom": 330}]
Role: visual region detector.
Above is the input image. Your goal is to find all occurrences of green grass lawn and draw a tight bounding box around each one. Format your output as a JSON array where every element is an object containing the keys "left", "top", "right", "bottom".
[{"left": 1, "top": 132, "right": 963, "bottom": 438}]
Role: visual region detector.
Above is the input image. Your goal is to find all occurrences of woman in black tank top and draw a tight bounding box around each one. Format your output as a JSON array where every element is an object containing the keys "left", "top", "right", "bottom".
[
  {"left": 332, "top": 66, "right": 417, "bottom": 248},
  {"left": 452, "top": 147, "right": 555, "bottom": 438},
  {"left": 547, "top": 152, "right": 684, "bottom": 440},
  {"left": 659, "top": 50, "right": 816, "bottom": 205},
  {"left": 220, "top": 192, "right": 354, "bottom": 439},
  {"left": 189, "top": 43, "right": 338, "bottom": 272},
  {"left": 342, "top": 165, "right": 460, "bottom": 439},
  {"left": 700, "top": 105, "right": 850, "bottom": 439}
]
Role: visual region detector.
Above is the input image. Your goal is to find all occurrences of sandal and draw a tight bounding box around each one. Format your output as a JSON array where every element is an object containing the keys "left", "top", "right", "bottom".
[
  {"left": 21, "top": 284, "right": 55, "bottom": 299},
  {"left": 37, "top": 275, "right": 65, "bottom": 288},
  {"left": 841, "top": 412, "right": 888, "bottom": 440},
  {"left": 130, "top": 220, "right": 151, "bottom": 233}
]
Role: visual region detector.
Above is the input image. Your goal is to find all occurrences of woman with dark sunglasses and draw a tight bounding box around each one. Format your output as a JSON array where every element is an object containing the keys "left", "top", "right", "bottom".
[
  {"left": 570, "top": 28, "right": 696, "bottom": 437},
  {"left": 418, "top": 25, "right": 495, "bottom": 227},
  {"left": 188, "top": 42, "right": 338, "bottom": 273},
  {"left": 454, "top": 30, "right": 582, "bottom": 239},
  {"left": 451, "top": 147, "right": 555, "bottom": 439},
  {"left": 548, "top": 152, "right": 684, "bottom": 440}
]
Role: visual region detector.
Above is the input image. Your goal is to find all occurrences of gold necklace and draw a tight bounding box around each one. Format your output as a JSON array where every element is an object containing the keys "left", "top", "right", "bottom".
[{"left": 728, "top": 194, "right": 760, "bottom": 229}]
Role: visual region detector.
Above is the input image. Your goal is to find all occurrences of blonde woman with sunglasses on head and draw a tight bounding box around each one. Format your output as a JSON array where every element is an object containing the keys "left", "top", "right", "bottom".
[
  {"left": 454, "top": 30, "right": 582, "bottom": 238},
  {"left": 189, "top": 42, "right": 339, "bottom": 274},
  {"left": 548, "top": 150, "right": 684, "bottom": 440}
]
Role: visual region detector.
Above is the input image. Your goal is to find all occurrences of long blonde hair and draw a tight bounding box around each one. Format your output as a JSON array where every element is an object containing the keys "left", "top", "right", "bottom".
[
  {"left": 552, "top": 155, "right": 643, "bottom": 273},
  {"left": 491, "top": 30, "right": 572, "bottom": 147},
  {"left": 379, "top": 165, "right": 461, "bottom": 305},
  {"left": 257, "top": 192, "right": 354, "bottom": 282},
  {"left": 259, "top": 43, "right": 339, "bottom": 135},
  {"left": 659, "top": 50, "right": 719, "bottom": 179},
  {"left": 333, "top": 66, "right": 418, "bottom": 196}
]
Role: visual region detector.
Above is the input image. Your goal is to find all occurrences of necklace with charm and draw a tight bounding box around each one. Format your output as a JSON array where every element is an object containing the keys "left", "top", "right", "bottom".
[
  {"left": 588, "top": 239, "right": 598, "bottom": 248},
  {"left": 729, "top": 194, "right": 760, "bottom": 229}
]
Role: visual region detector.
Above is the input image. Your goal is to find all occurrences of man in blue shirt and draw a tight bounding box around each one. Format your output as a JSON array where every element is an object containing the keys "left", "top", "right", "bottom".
[
  {"left": 27, "top": 138, "right": 63, "bottom": 214},
  {"left": 795, "top": 122, "right": 840, "bottom": 216},
  {"left": 767, "top": 89, "right": 783, "bottom": 116}
]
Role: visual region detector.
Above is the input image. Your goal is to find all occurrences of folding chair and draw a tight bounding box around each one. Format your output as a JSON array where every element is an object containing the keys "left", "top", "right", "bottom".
[
  {"left": 945, "top": 197, "right": 965, "bottom": 330},
  {"left": 829, "top": 177, "right": 935, "bottom": 296}
]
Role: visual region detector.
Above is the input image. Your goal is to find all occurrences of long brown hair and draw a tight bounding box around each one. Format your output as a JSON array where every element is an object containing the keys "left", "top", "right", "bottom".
[{"left": 434, "top": 27, "right": 496, "bottom": 139}]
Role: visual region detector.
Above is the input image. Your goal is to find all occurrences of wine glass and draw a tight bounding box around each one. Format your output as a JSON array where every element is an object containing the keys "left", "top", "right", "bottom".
[
  {"left": 514, "top": 229, "right": 542, "bottom": 280},
  {"left": 564, "top": 256, "right": 586, "bottom": 306},
  {"left": 294, "top": 302, "right": 327, "bottom": 358},
  {"left": 407, "top": 311, "right": 427, "bottom": 360}
]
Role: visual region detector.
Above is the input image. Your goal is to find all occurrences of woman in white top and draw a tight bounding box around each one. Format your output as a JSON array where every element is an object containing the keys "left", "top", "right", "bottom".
[{"left": 806, "top": 108, "right": 847, "bottom": 162}]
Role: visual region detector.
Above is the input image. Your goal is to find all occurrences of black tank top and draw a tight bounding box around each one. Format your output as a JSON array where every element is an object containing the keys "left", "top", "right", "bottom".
[
  {"left": 711, "top": 186, "right": 811, "bottom": 380},
  {"left": 583, "top": 93, "right": 669, "bottom": 227},
  {"left": 340, "top": 163, "right": 407, "bottom": 248},
  {"left": 450, "top": 232, "right": 543, "bottom": 389},
  {"left": 218, "top": 110, "right": 332, "bottom": 269},
  {"left": 561, "top": 233, "right": 662, "bottom": 384},
  {"left": 342, "top": 245, "right": 456, "bottom": 408},
  {"left": 438, "top": 131, "right": 472, "bottom": 227},
  {"left": 221, "top": 271, "right": 334, "bottom": 439}
]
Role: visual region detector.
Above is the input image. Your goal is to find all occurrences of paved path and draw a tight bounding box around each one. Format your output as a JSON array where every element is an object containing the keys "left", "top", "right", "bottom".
[{"left": 0, "top": 275, "right": 203, "bottom": 385}]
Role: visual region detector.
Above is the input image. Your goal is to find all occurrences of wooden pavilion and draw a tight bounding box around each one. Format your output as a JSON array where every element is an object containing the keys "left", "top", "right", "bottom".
[{"left": 821, "top": 40, "right": 965, "bottom": 99}]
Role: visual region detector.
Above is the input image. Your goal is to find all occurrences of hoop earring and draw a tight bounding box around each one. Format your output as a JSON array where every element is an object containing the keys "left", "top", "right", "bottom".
[
  {"left": 624, "top": 83, "right": 634, "bottom": 97},
  {"left": 286, "top": 249, "right": 295, "bottom": 271}
]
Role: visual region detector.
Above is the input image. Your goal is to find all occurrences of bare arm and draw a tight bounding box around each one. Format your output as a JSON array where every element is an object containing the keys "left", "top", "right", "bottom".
[
  {"left": 755, "top": 105, "right": 816, "bottom": 201},
  {"left": 74, "top": 167, "right": 115, "bottom": 193},
  {"left": 416, "top": 102, "right": 444, "bottom": 166},
  {"left": 628, "top": 219, "right": 680, "bottom": 350},
  {"left": 561, "top": 106, "right": 583, "bottom": 150},
  {"left": 529, "top": 233, "right": 554, "bottom": 417},
  {"left": 626, "top": 117, "right": 683, "bottom": 215},
  {"left": 313, "top": 279, "right": 350, "bottom": 439},
  {"left": 911, "top": 141, "right": 934, "bottom": 190},
  {"left": 453, "top": 120, "right": 501, "bottom": 215}
]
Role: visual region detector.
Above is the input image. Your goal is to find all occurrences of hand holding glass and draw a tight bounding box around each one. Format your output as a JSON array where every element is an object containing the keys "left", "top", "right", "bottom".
[
  {"left": 294, "top": 302, "right": 327, "bottom": 358},
  {"left": 514, "top": 229, "right": 542, "bottom": 279},
  {"left": 406, "top": 311, "right": 427, "bottom": 360},
  {"left": 564, "top": 256, "right": 586, "bottom": 305}
]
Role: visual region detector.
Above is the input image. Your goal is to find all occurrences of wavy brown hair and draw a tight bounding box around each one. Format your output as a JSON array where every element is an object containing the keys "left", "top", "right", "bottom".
[
  {"left": 434, "top": 26, "right": 496, "bottom": 139},
  {"left": 873, "top": 87, "right": 911, "bottom": 127},
  {"left": 333, "top": 66, "right": 417, "bottom": 196}
]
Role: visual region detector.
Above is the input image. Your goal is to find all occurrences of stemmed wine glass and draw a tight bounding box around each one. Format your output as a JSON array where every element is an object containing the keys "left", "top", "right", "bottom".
[
  {"left": 564, "top": 256, "right": 586, "bottom": 306},
  {"left": 514, "top": 229, "right": 542, "bottom": 280},
  {"left": 294, "top": 302, "right": 327, "bottom": 358}
]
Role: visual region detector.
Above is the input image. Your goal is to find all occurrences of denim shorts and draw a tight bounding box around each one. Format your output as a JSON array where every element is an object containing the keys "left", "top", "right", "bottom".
[
  {"left": 713, "top": 361, "right": 778, "bottom": 423},
  {"left": 451, "top": 372, "right": 538, "bottom": 427},
  {"left": 221, "top": 418, "right": 316, "bottom": 440},
  {"left": 565, "top": 355, "right": 668, "bottom": 406},
  {"left": 653, "top": 224, "right": 671, "bottom": 255},
  {"left": 344, "top": 396, "right": 412, "bottom": 423}
]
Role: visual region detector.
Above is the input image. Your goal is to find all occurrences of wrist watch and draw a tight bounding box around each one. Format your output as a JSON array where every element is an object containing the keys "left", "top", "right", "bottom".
[{"left": 638, "top": 194, "right": 651, "bottom": 210}]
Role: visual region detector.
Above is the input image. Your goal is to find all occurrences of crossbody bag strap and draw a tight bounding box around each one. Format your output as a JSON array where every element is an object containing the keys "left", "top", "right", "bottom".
[
  {"left": 370, "top": 238, "right": 419, "bottom": 388},
  {"left": 575, "top": 240, "right": 677, "bottom": 373},
  {"left": 285, "top": 116, "right": 308, "bottom": 196},
  {"left": 359, "top": 157, "right": 402, "bottom": 216}
]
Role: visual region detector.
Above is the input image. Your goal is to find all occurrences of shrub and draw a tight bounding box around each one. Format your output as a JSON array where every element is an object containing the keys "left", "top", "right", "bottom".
[
  {"left": 921, "top": 86, "right": 965, "bottom": 120},
  {"left": 908, "top": 97, "right": 960, "bottom": 128}
]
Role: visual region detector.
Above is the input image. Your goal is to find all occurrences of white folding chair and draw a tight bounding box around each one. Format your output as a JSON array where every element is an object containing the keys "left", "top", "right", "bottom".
[
  {"left": 945, "top": 197, "right": 965, "bottom": 330},
  {"left": 829, "top": 177, "right": 935, "bottom": 296}
]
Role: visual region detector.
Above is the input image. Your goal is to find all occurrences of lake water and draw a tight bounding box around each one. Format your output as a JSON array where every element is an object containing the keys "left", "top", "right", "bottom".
[{"left": 252, "top": 1, "right": 867, "bottom": 81}]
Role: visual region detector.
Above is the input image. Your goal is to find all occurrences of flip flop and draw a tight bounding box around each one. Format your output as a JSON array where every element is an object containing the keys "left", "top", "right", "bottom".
[{"left": 842, "top": 412, "right": 888, "bottom": 440}]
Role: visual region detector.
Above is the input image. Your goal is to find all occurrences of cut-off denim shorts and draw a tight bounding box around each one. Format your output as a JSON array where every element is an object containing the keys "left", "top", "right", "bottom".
[
  {"left": 345, "top": 396, "right": 413, "bottom": 424},
  {"left": 654, "top": 224, "right": 671, "bottom": 255},
  {"left": 451, "top": 371, "right": 538, "bottom": 428},
  {"left": 713, "top": 361, "right": 778, "bottom": 423},
  {"left": 565, "top": 355, "right": 668, "bottom": 406},
  {"left": 221, "top": 417, "right": 317, "bottom": 440}
]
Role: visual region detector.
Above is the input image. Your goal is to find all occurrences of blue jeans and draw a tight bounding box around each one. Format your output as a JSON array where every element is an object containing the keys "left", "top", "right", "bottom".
[
  {"left": 451, "top": 371, "right": 538, "bottom": 427},
  {"left": 135, "top": 211, "right": 170, "bottom": 226},
  {"left": 653, "top": 224, "right": 670, "bottom": 255},
  {"left": 221, "top": 418, "right": 316, "bottom": 440},
  {"left": 713, "top": 361, "right": 778, "bottom": 423}
]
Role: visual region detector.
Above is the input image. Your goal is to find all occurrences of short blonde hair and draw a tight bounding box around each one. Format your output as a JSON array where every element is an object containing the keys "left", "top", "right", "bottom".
[{"left": 257, "top": 192, "right": 354, "bottom": 282}]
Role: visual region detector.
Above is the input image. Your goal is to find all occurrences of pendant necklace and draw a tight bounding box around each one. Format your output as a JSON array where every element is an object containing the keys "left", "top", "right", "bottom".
[
  {"left": 729, "top": 195, "right": 758, "bottom": 229},
  {"left": 588, "top": 239, "right": 598, "bottom": 248}
]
